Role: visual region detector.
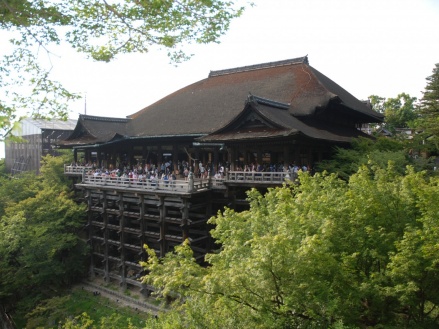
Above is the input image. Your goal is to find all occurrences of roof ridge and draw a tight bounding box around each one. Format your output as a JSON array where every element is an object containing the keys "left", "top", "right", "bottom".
[
  {"left": 247, "top": 94, "right": 290, "bottom": 110},
  {"left": 80, "top": 114, "right": 131, "bottom": 123},
  {"left": 208, "top": 56, "right": 308, "bottom": 78}
]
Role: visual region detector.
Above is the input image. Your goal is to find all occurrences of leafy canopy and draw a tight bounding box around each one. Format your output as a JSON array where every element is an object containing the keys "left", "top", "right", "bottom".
[
  {"left": 369, "top": 92, "right": 418, "bottom": 132},
  {"left": 0, "top": 0, "right": 249, "bottom": 139},
  {"left": 418, "top": 63, "right": 439, "bottom": 152},
  {"left": 142, "top": 165, "right": 439, "bottom": 328},
  {"left": 315, "top": 136, "right": 416, "bottom": 180},
  {"left": 0, "top": 154, "right": 88, "bottom": 315}
]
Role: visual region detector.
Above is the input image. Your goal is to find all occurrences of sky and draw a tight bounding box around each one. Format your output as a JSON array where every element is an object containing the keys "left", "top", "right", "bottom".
[{"left": 1, "top": 0, "right": 439, "bottom": 158}]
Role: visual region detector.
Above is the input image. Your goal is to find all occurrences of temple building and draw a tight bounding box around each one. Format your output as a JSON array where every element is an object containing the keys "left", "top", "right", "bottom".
[{"left": 62, "top": 56, "right": 383, "bottom": 292}]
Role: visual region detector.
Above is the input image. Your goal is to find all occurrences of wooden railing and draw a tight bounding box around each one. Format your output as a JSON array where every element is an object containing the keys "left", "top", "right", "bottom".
[
  {"left": 226, "top": 171, "right": 294, "bottom": 183},
  {"left": 64, "top": 165, "right": 92, "bottom": 175},
  {"left": 82, "top": 174, "right": 210, "bottom": 193},
  {"left": 64, "top": 166, "right": 293, "bottom": 192}
]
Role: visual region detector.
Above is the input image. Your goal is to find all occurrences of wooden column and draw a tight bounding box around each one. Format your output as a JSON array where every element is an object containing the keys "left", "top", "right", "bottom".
[
  {"left": 158, "top": 196, "right": 166, "bottom": 257},
  {"left": 142, "top": 146, "right": 148, "bottom": 166},
  {"left": 118, "top": 193, "right": 127, "bottom": 289},
  {"left": 257, "top": 149, "right": 262, "bottom": 167},
  {"left": 87, "top": 191, "right": 95, "bottom": 278},
  {"left": 173, "top": 145, "right": 178, "bottom": 173},
  {"left": 230, "top": 148, "right": 238, "bottom": 170},
  {"left": 126, "top": 145, "right": 134, "bottom": 168},
  {"left": 194, "top": 150, "right": 200, "bottom": 174},
  {"left": 85, "top": 149, "right": 91, "bottom": 164},
  {"left": 294, "top": 147, "right": 301, "bottom": 165},
  {"left": 103, "top": 191, "right": 110, "bottom": 282},
  {"left": 139, "top": 195, "right": 146, "bottom": 259},
  {"left": 96, "top": 150, "right": 102, "bottom": 168},
  {"left": 213, "top": 148, "right": 219, "bottom": 175},
  {"left": 157, "top": 146, "right": 163, "bottom": 171},
  {"left": 283, "top": 145, "right": 290, "bottom": 167},
  {"left": 180, "top": 199, "right": 189, "bottom": 241}
]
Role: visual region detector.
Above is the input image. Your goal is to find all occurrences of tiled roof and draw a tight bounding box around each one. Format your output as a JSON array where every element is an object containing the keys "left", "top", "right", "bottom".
[
  {"left": 199, "top": 96, "right": 369, "bottom": 143},
  {"left": 208, "top": 56, "right": 308, "bottom": 77},
  {"left": 61, "top": 115, "right": 130, "bottom": 146},
  {"left": 63, "top": 56, "right": 383, "bottom": 146},
  {"left": 127, "top": 56, "right": 382, "bottom": 138}
]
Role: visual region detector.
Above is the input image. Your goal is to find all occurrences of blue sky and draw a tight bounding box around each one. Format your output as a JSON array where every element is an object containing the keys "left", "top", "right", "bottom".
[{"left": 1, "top": 0, "right": 439, "bottom": 158}]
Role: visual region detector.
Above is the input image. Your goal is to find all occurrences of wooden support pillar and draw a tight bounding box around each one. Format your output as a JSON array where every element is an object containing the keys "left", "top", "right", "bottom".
[
  {"left": 180, "top": 199, "right": 189, "bottom": 241},
  {"left": 230, "top": 148, "right": 237, "bottom": 170},
  {"left": 173, "top": 145, "right": 178, "bottom": 173},
  {"left": 157, "top": 146, "right": 163, "bottom": 171},
  {"left": 139, "top": 195, "right": 146, "bottom": 260},
  {"left": 205, "top": 192, "right": 213, "bottom": 252},
  {"left": 257, "top": 149, "right": 262, "bottom": 166},
  {"left": 294, "top": 147, "right": 301, "bottom": 165},
  {"left": 283, "top": 145, "right": 289, "bottom": 167},
  {"left": 118, "top": 193, "right": 127, "bottom": 289},
  {"left": 103, "top": 191, "right": 110, "bottom": 282},
  {"left": 139, "top": 194, "right": 149, "bottom": 295},
  {"left": 246, "top": 148, "right": 253, "bottom": 165},
  {"left": 96, "top": 150, "right": 102, "bottom": 168},
  {"left": 213, "top": 148, "right": 219, "bottom": 175},
  {"left": 194, "top": 150, "right": 200, "bottom": 174},
  {"left": 158, "top": 196, "right": 166, "bottom": 257},
  {"left": 87, "top": 191, "right": 95, "bottom": 278},
  {"left": 142, "top": 146, "right": 148, "bottom": 166},
  {"left": 74, "top": 149, "right": 78, "bottom": 163},
  {"left": 102, "top": 151, "right": 107, "bottom": 169},
  {"left": 85, "top": 149, "right": 91, "bottom": 164},
  {"left": 126, "top": 145, "right": 133, "bottom": 167}
]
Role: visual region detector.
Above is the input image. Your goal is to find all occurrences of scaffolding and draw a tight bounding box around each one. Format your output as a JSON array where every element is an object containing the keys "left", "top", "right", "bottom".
[{"left": 11, "top": 155, "right": 31, "bottom": 176}]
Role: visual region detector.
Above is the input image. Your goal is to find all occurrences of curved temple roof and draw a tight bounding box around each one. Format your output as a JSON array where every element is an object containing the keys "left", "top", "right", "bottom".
[
  {"left": 127, "top": 56, "right": 382, "bottom": 138},
  {"left": 62, "top": 56, "right": 383, "bottom": 147}
]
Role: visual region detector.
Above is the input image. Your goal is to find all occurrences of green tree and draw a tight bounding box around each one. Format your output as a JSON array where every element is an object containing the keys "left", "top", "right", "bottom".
[
  {"left": 418, "top": 63, "right": 439, "bottom": 152},
  {"left": 384, "top": 93, "right": 418, "bottom": 131},
  {"left": 60, "top": 313, "right": 141, "bottom": 329},
  {"left": 0, "top": 155, "right": 88, "bottom": 319},
  {"left": 369, "top": 93, "right": 418, "bottom": 132},
  {"left": 315, "top": 136, "right": 412, "bottom": 180},
  {"left": 0, "top": 0, "right": 248, "bottom": 139},
  {"left": 386, "top": 170, "right": 439, "bottom": 327},
  {"left": 141, "top": 165, "right": 439, "bottom": 328},
  {"left": 369, "top": 94, "right": 386, "bottom": 115}
]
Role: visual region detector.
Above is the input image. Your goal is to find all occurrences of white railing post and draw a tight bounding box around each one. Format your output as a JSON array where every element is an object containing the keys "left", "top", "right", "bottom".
[{"left": 188, "top": 172, "right": 194, "bottom": 192}]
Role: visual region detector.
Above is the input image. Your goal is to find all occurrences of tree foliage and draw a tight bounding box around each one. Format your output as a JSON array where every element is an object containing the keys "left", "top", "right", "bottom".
[
  {"left": 0, "top": 154, "right": 88, "bottom": 317},
  {"left": 418, "top": 63, "right": 439, "bottom": 152},
  {"left": 314, "top": 136, "right": 423, "bottom": 180},
  {"left": 369, "top": 93, "right": 418, "bottom": 132},
  {"left": 0, "top": 0, "right": 248, "bottom": 139},
  {"left": 141, "top": 165, "right": 439, "bottom": 328}
]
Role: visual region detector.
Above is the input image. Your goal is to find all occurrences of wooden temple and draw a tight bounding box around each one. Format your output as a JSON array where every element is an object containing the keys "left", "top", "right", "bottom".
[{"left": 62, "top": 56, "right": 383, "bottom": 292}]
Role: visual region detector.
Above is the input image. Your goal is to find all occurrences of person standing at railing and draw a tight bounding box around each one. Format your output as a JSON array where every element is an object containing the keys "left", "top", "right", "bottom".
[
  {"left": 162, "top": 172, "right": 169, "bottom": 187},
  {"left": 199, "top": 162, "right": 206, "bottom": 179},
  {"left": 219, "top": 163, "right": 224, "bottom": 178},
  {"left": 150, "top": 173, "right": 157, "bottom": 186},
  {"left": 170, "top": 171, "right": 177, "bottom": 187}
]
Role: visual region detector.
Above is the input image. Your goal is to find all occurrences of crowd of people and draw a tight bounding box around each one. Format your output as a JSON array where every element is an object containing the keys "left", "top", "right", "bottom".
[{"left": 70, "top": 159, "right": 312, "bottom": 183}]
